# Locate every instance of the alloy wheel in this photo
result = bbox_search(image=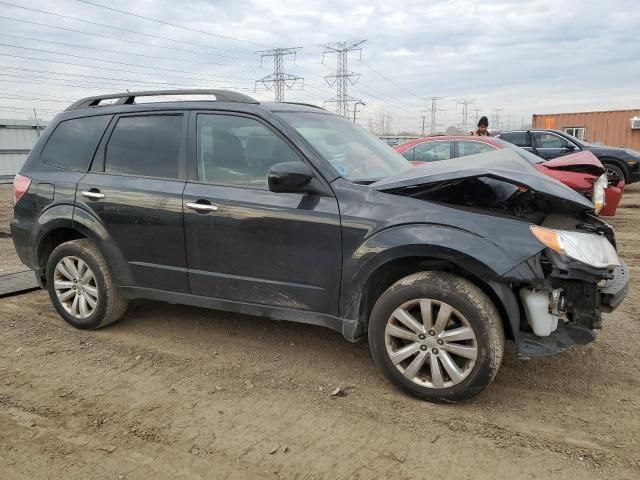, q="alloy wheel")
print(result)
[53,256,99,319]
[384,298,478,388]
